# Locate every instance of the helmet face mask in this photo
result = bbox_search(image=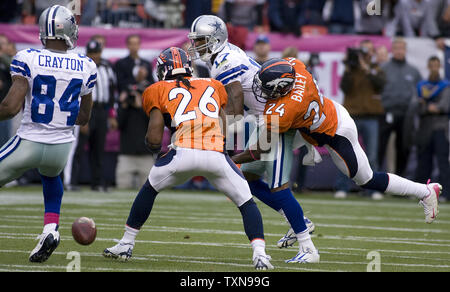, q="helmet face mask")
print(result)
[252,59,296,102]
[252,74,271,103]
[39,5,78,50]
[187,36,215,62]
[188,15,228,62]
